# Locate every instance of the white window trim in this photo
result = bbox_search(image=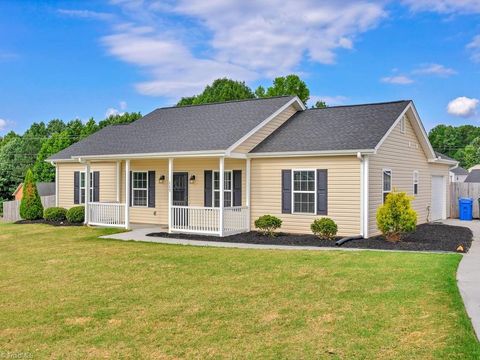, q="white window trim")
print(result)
[80,172,93,204]
[400,116,405,134]
[291,169,317,214]
[413,170,419,196]
[132,171,148,208]
[382,169,392,204]
[213,170,233,208]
